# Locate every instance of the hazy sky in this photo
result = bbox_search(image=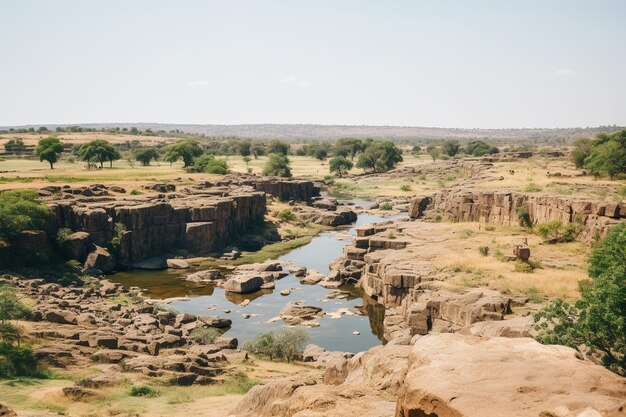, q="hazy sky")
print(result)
[1,0,625,128]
